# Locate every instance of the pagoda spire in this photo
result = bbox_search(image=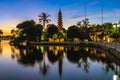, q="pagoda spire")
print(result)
[57,9,63,30]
